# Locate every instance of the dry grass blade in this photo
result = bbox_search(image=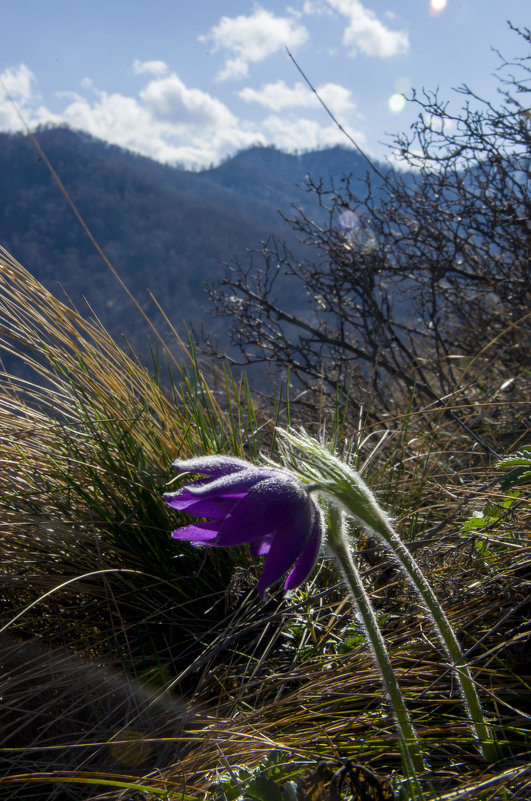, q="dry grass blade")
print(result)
[0,247,267,799]
[1,246,530,800]
[165,509,531,798]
